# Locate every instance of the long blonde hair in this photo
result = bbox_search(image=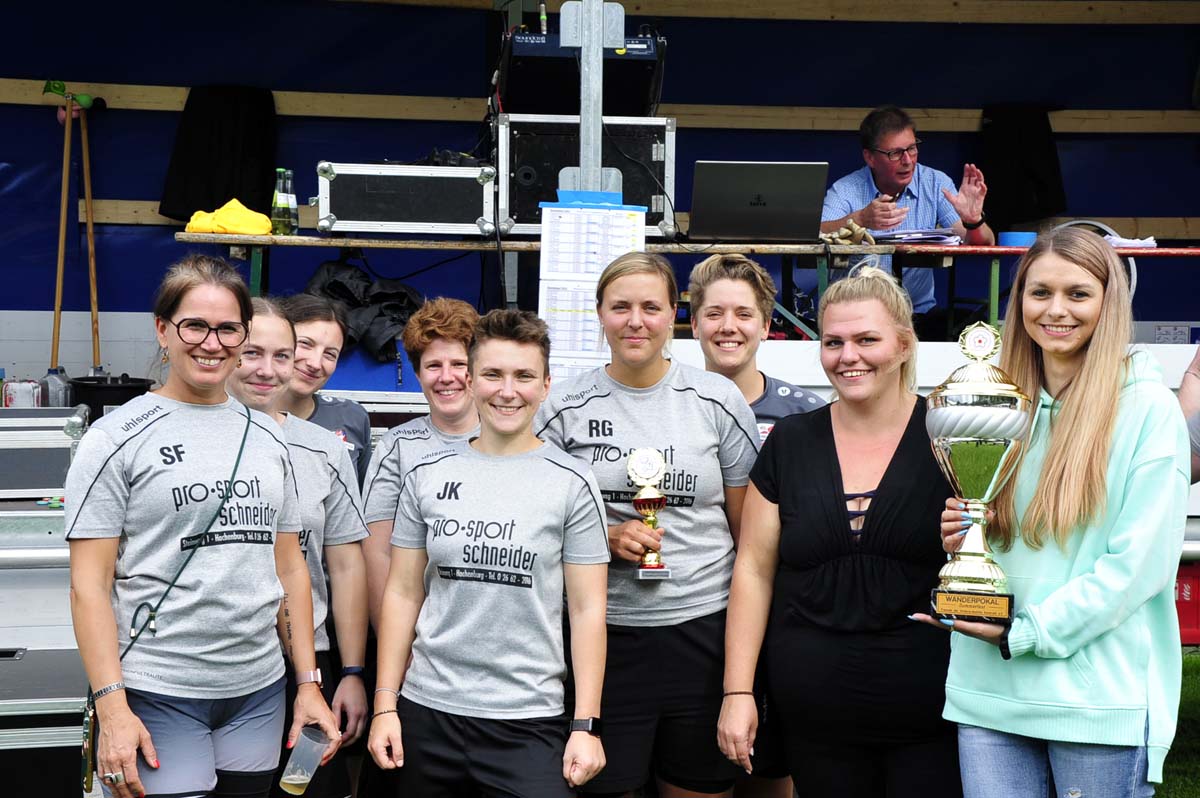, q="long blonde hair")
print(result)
[818,265,918,392]
[992,227,1132,550]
